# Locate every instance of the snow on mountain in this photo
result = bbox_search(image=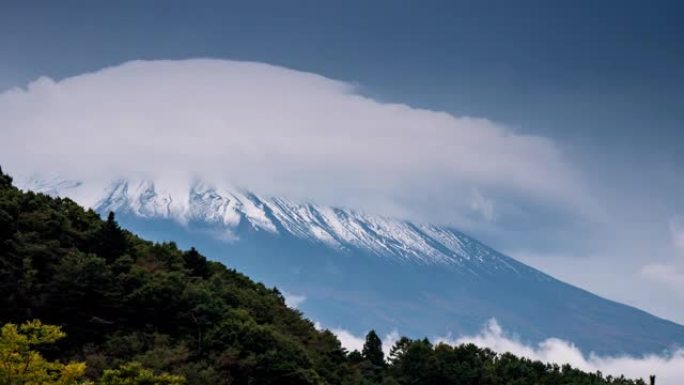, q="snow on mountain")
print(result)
[86,178,523,271]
